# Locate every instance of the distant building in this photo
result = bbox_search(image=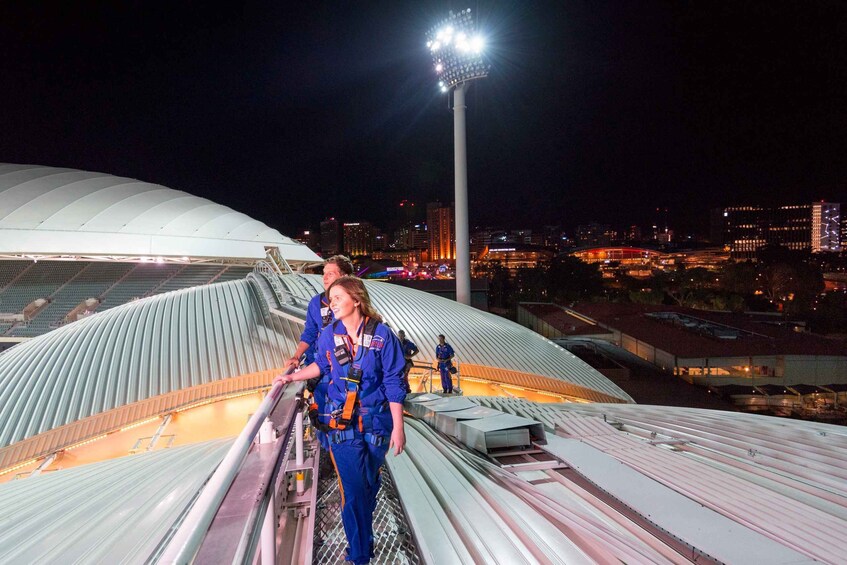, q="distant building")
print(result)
[427,202,455,261]
[373,230,388,252]
[372,248,425,271]
[711,203,841,259]
[357,258,407,280]
[576,222,612,247]
[392,223,428,251]
[571,246,729,277]
[294,229,319,252]
[343,221,375,256]
[476,244,554,275]
[842,213,847,248]
[511,229,543,246]
[811,202,841,253]
[320,218,343,256]
[651,207,671,242]
[625,225,643,242]
[569,302,847,387]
